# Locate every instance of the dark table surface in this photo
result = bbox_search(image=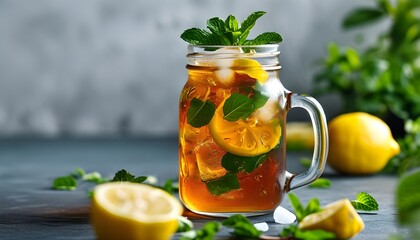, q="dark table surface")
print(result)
[0,138,403,239]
